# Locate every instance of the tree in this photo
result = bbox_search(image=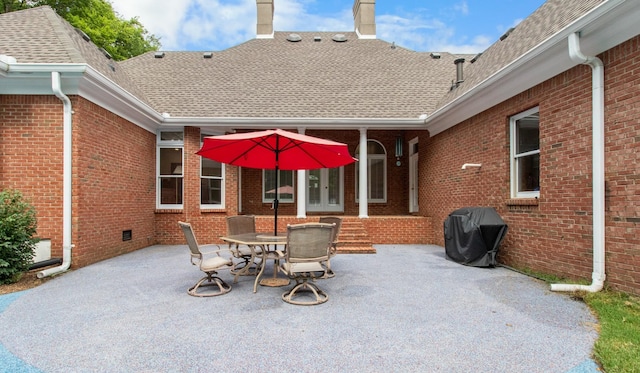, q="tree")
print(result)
[1,0,160,60]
